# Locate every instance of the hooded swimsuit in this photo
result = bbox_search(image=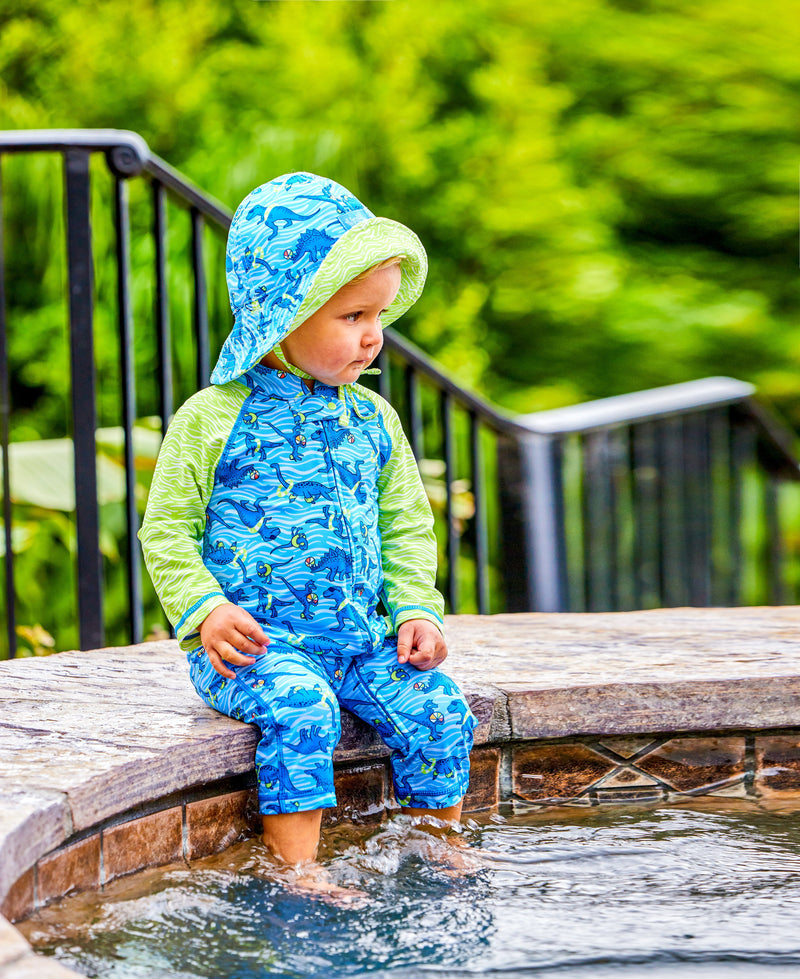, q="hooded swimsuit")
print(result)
[139,173,475,815]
